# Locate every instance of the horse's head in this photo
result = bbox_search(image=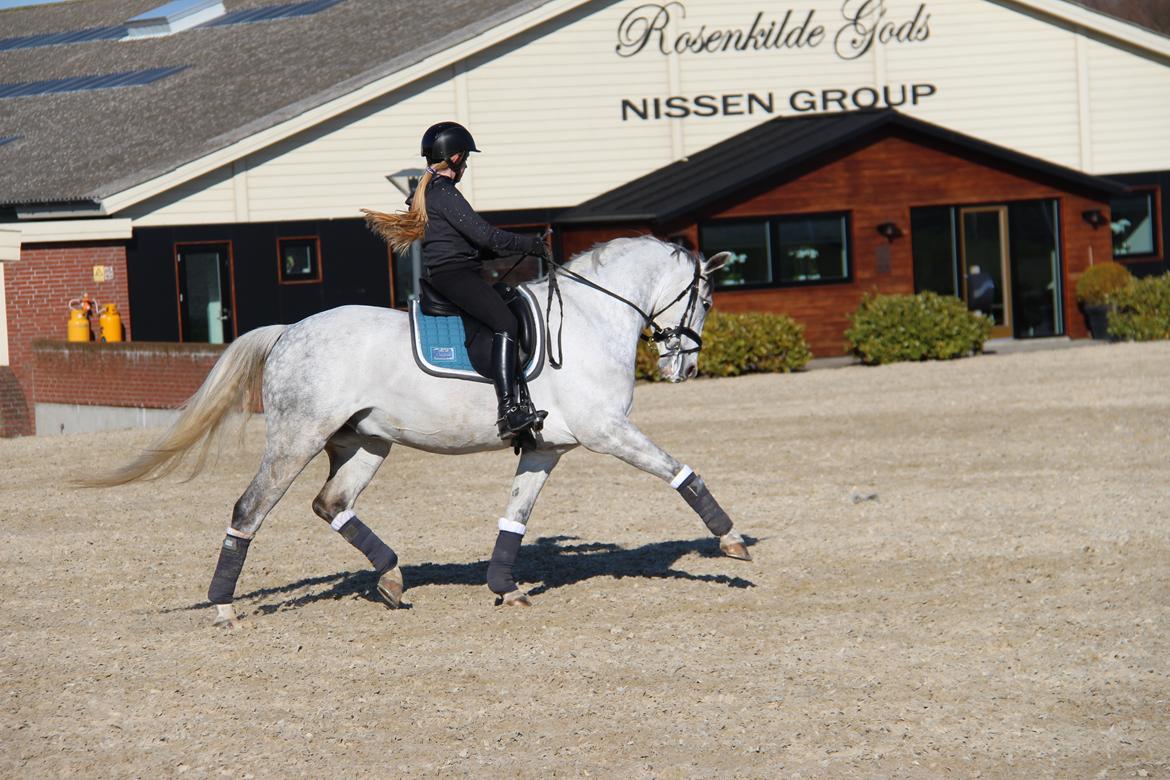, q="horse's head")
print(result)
[649,249,730,382]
